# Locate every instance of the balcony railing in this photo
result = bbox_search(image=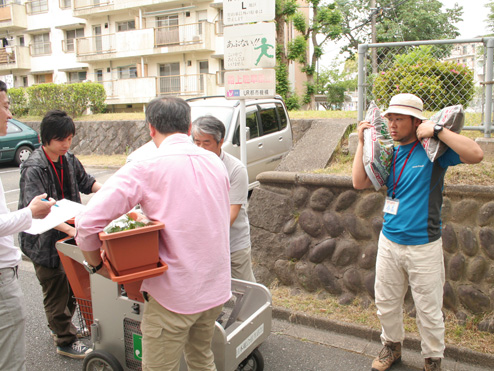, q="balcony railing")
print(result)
[76,34,114,56]
[155,22,211,47]
[0,2,27,30]
[73,0,112,10]
[158,73,215,96]
[76,23,212,60]
[0,45,30,71]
